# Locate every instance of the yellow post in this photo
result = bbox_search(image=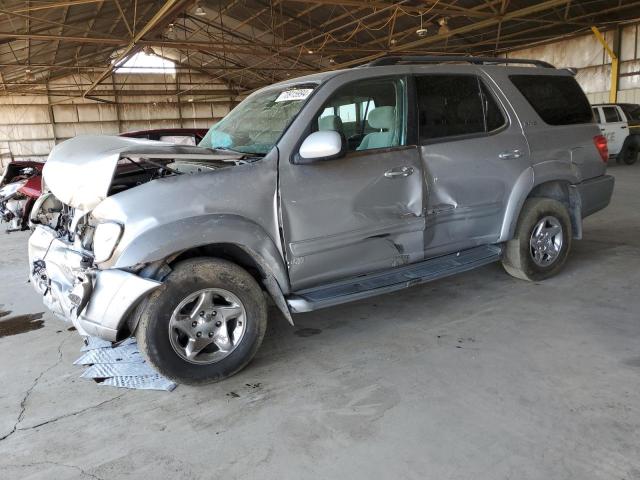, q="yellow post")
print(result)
[591,26,618,103]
